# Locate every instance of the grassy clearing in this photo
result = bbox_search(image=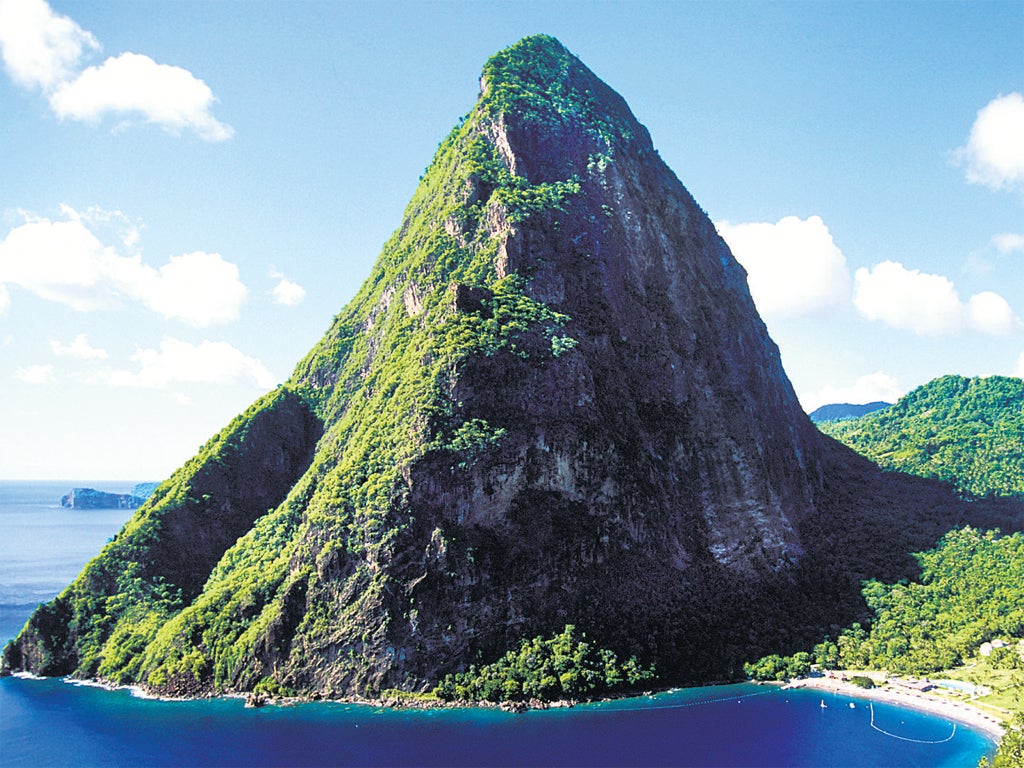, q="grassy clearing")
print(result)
[942,663,1024,717]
